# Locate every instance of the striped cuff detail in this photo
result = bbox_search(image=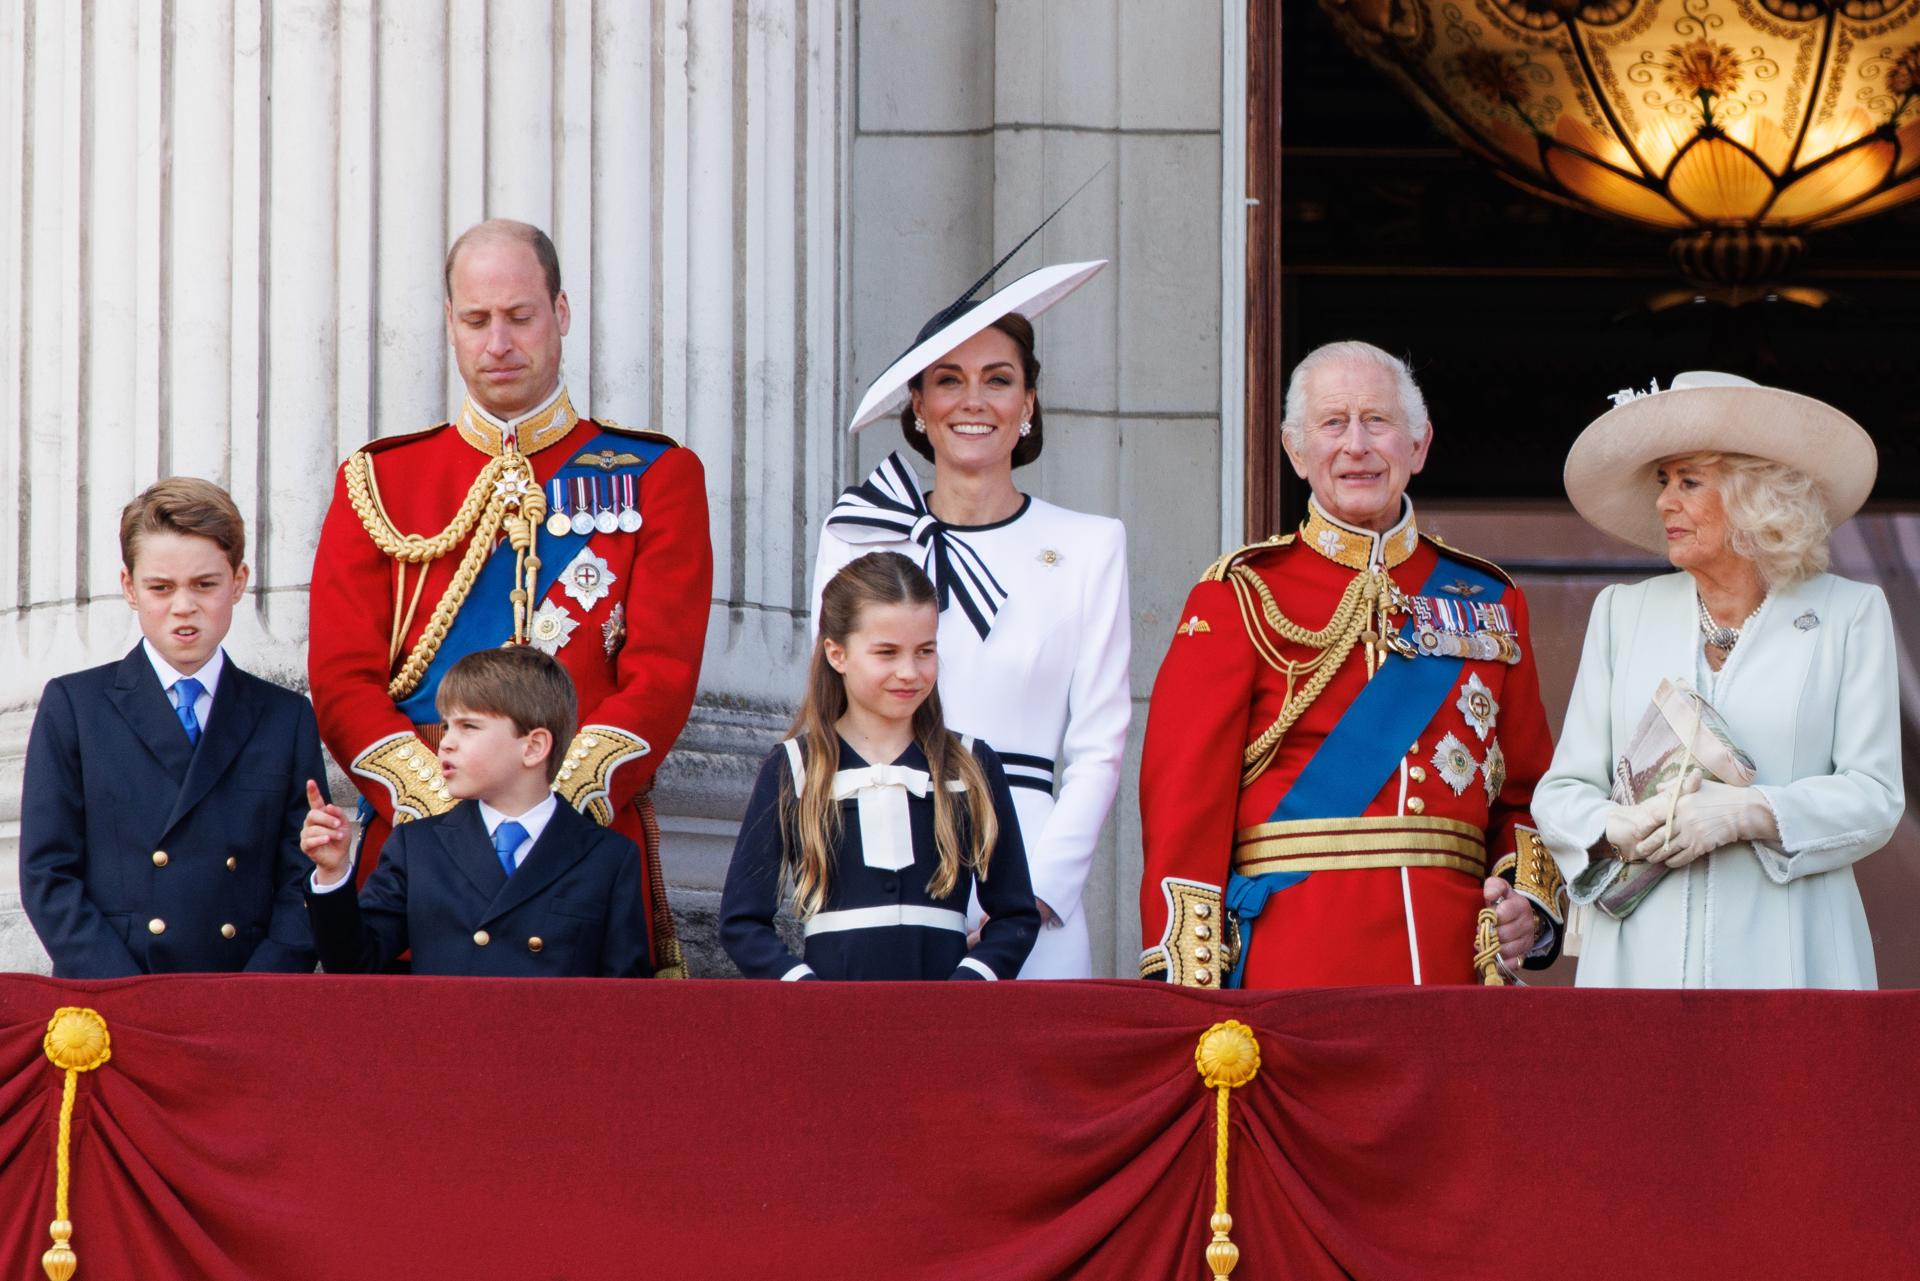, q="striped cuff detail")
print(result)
[956,956,998,981]
[780,963,816,981]
[999,751,1056,795]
